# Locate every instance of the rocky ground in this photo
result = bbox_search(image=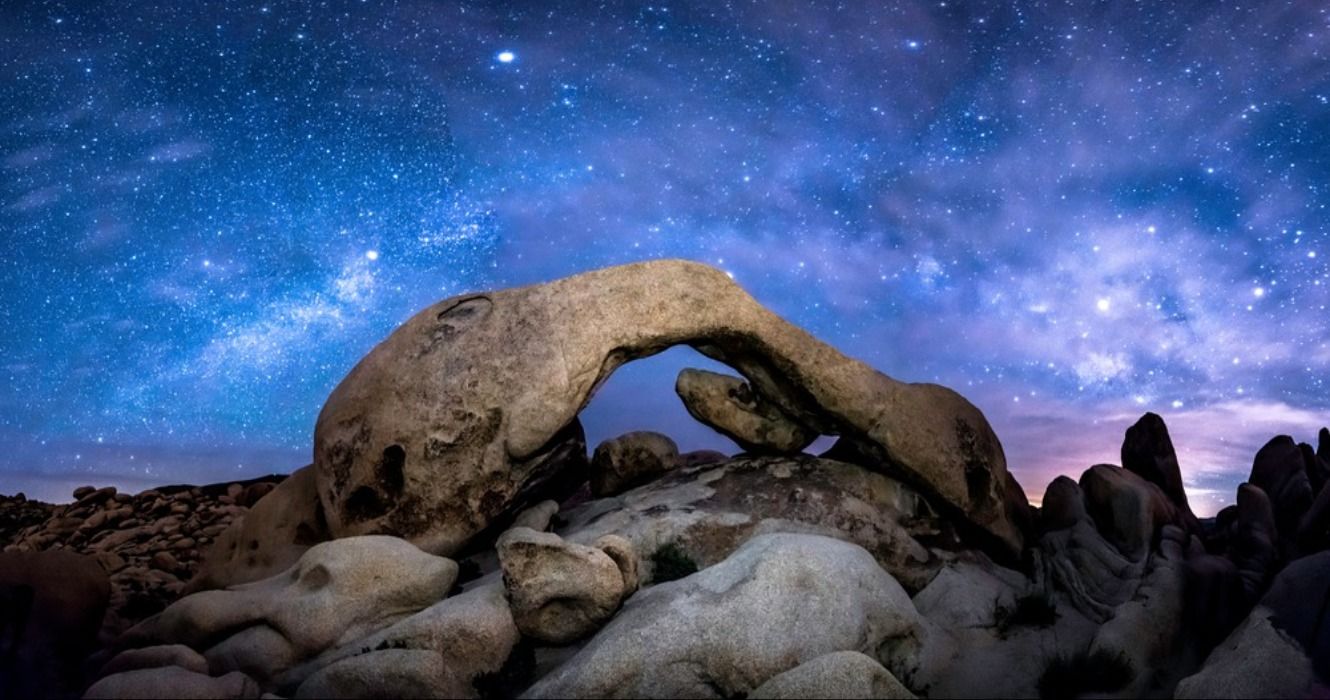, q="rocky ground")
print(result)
[1,475,283,647]
[2,261,1328,699]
